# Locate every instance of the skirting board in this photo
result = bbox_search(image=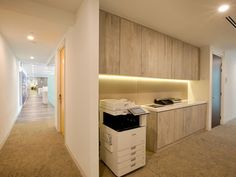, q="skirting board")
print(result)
[0,106,22,150]
[221,117,236,125]
[65,144,87,177]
